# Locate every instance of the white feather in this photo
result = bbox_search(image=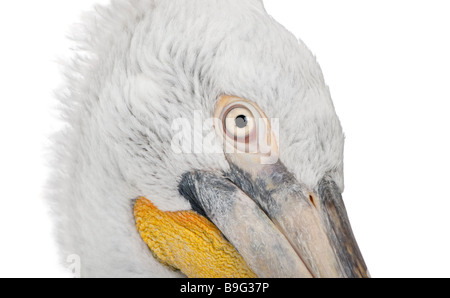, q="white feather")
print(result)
[48,0,344,277]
